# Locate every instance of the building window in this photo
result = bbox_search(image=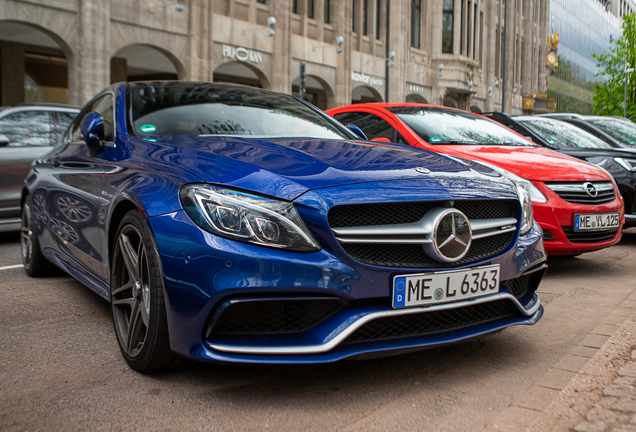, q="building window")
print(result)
[256,0,266,3]
[324,0,330,23]
[363,0,368,36]
[411,0,421,48]
[308,0,314,19]
[442,0,454,53]
[376,0,381,39]
[293,0,298,14]
[353,0,356,33]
